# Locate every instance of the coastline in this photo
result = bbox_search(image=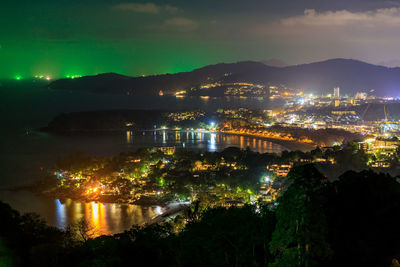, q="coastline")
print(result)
[40,127,316,152]
[2,185,170,207]
[0,187,189,234]
[142,201,191,226]
[217,130,316,152]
